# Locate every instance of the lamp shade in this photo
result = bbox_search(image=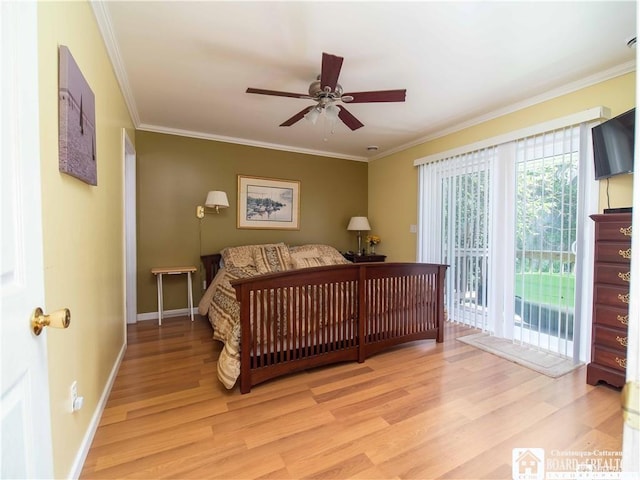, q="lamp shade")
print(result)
[347,216,371,231]
[204,191,229,209]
